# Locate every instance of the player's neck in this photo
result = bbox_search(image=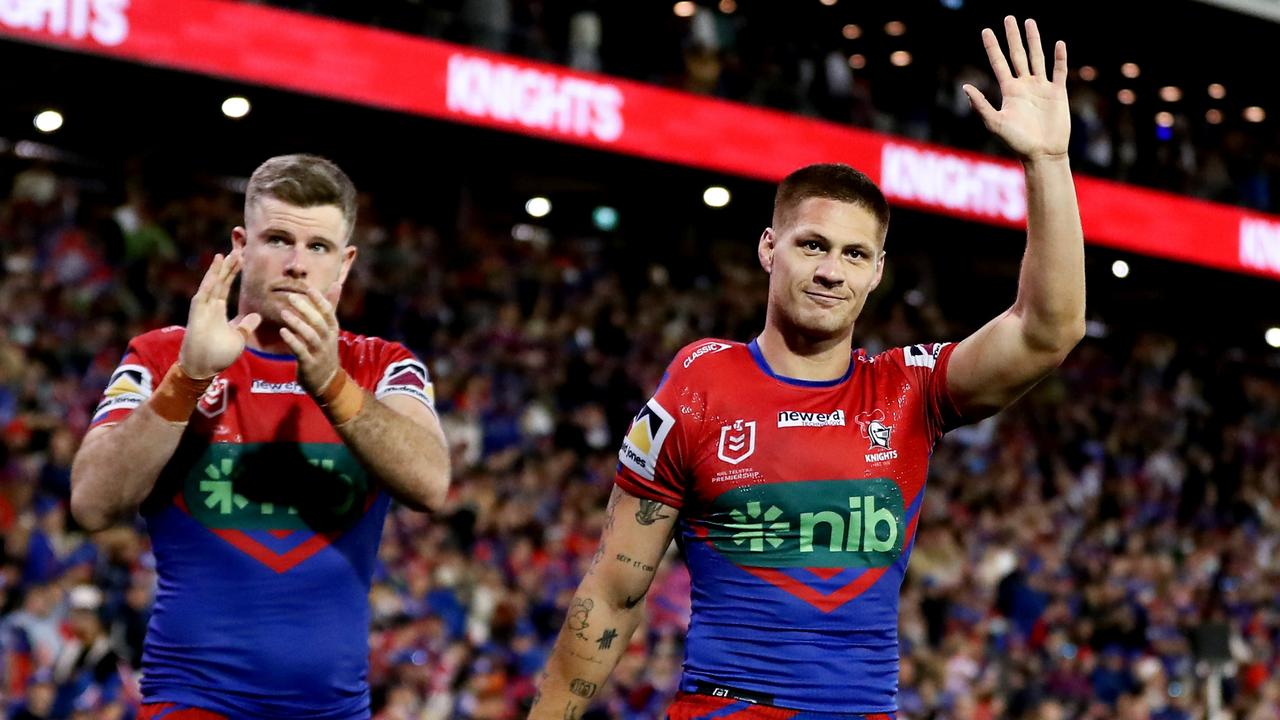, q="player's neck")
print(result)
[755,323,853,382]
